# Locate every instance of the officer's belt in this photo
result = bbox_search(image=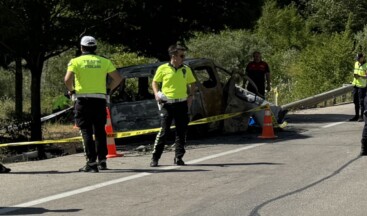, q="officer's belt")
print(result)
[164,98,187,104]
[75,93,107,100]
